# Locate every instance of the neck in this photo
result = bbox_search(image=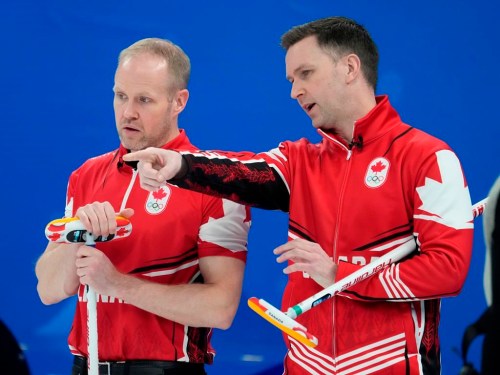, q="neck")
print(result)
[338,93,377,141]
